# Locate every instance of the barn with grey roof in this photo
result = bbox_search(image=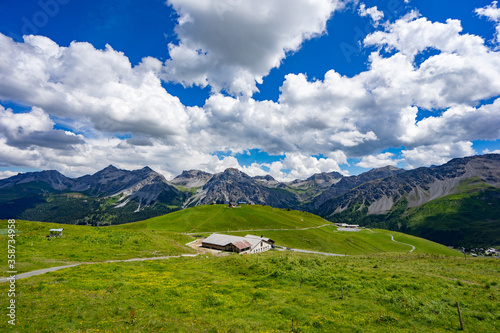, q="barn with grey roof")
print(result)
[202,233,274,254]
